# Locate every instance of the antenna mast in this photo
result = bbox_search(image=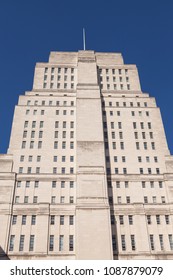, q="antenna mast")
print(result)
[83,28,86,50]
